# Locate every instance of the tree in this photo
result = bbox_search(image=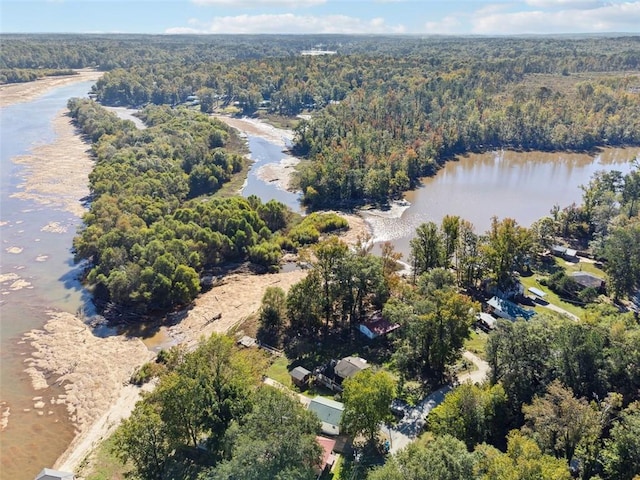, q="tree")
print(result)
[257,286,287,346]
[368,434,477,480]
[455,219,482,288]
[341,369,397,444]
[601,222,640,299]
[482,217,533,290]
[428,383,508,450]
[475,430,572,480]
[150,334,256,461]
[441,214,461,266]
[393,289,477,382]
[410,222,444,280]
[486,316,556,412]
[522,380,601,463]
[601,402,640,480]
[313,236,349,331]
[112,401,172,480]
[209,387,322,480]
